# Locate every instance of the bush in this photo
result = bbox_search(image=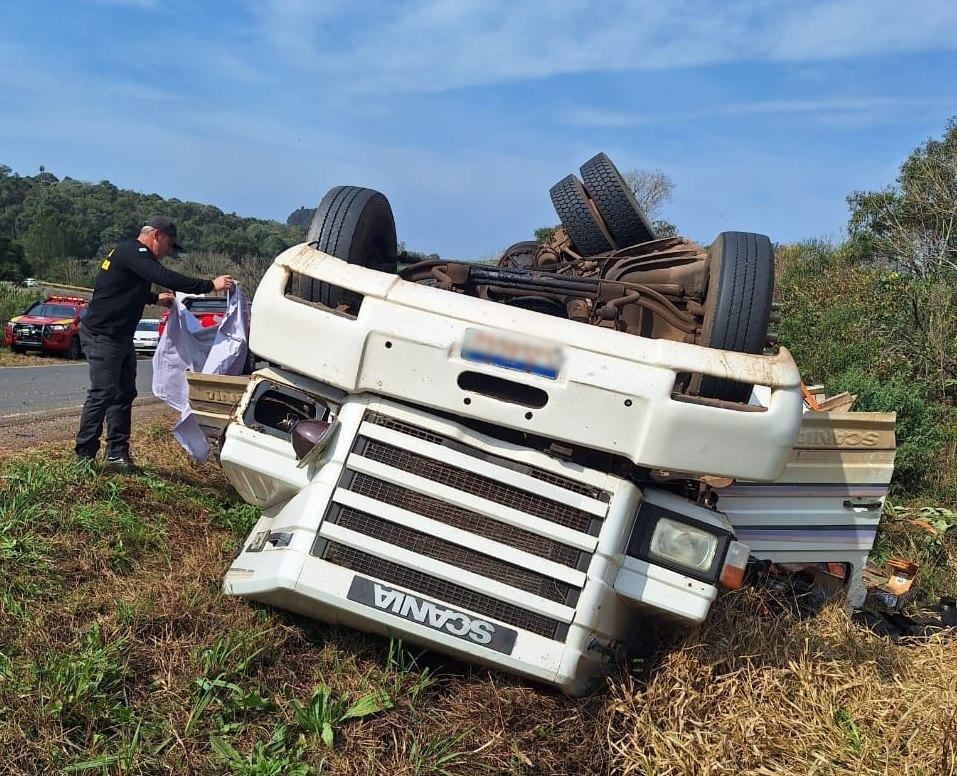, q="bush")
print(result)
[775,241,904,383]
[0,283,39,327]
[825,369,957,501]
[776,240,956,504]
